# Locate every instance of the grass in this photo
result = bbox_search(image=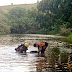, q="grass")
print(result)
[0,3,37,13]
